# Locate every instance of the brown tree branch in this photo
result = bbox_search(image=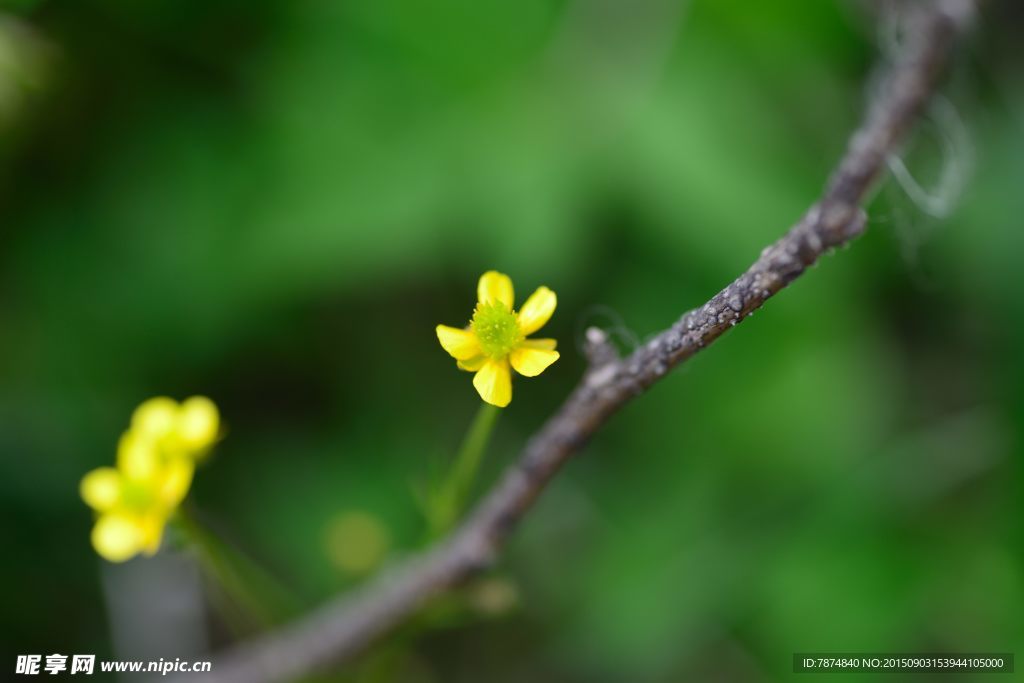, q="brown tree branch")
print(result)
[186,3,975,681]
